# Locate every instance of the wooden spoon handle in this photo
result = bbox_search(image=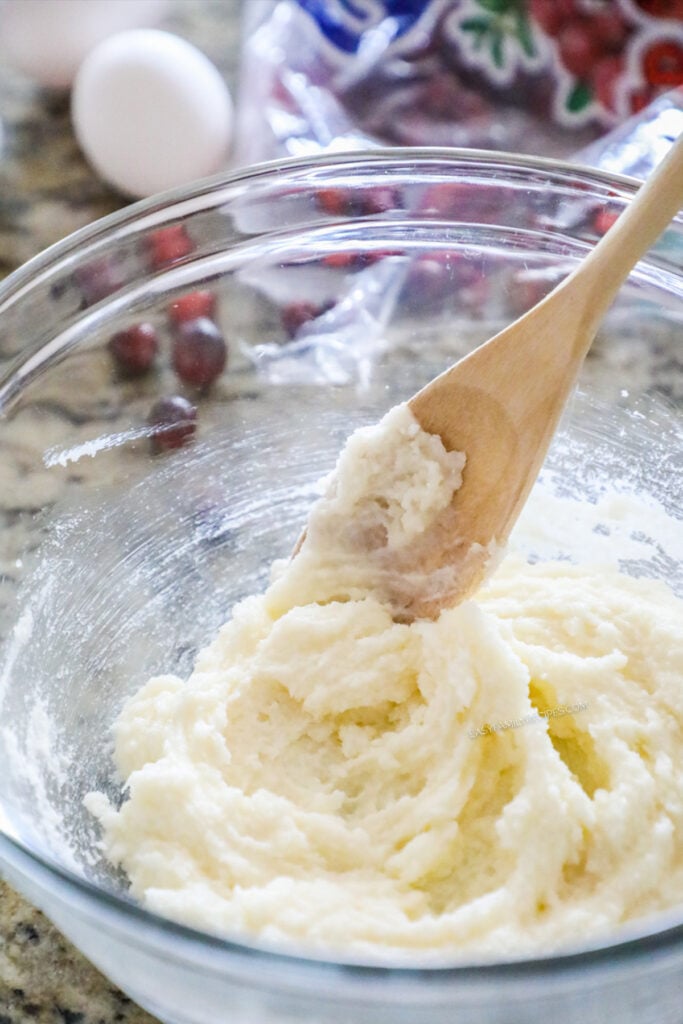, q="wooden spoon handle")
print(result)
[570,132,683,339]
[404,133,683,618]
